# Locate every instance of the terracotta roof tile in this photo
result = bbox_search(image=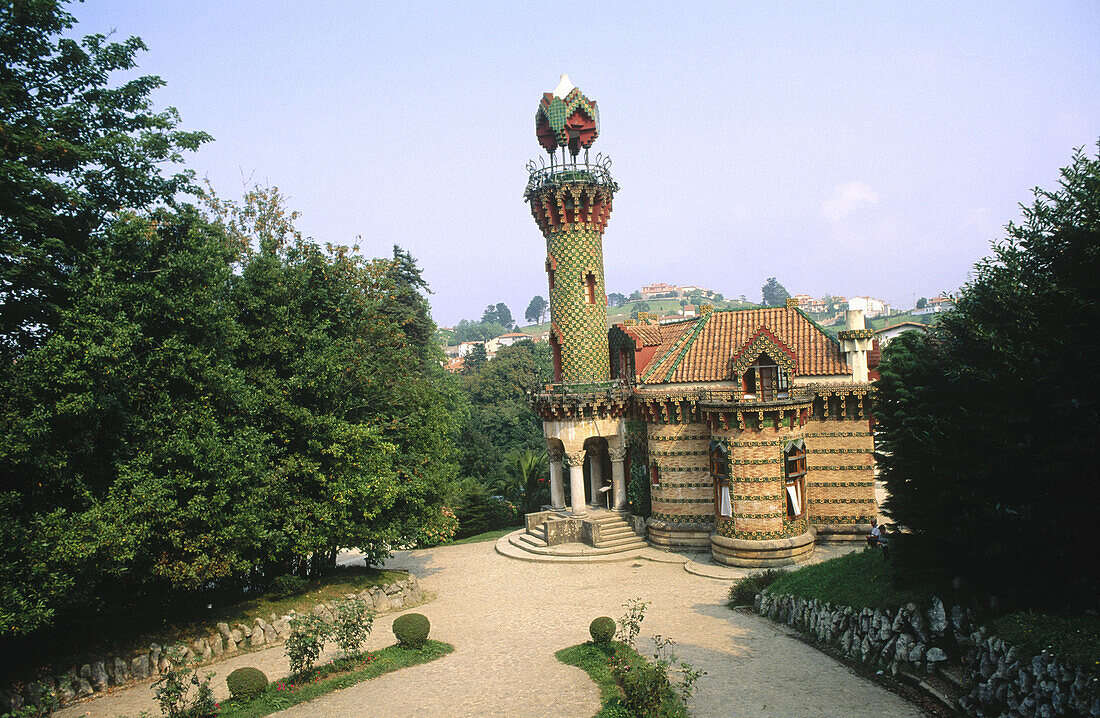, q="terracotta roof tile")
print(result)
[622,321,691,348]
[640,308,848,383]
